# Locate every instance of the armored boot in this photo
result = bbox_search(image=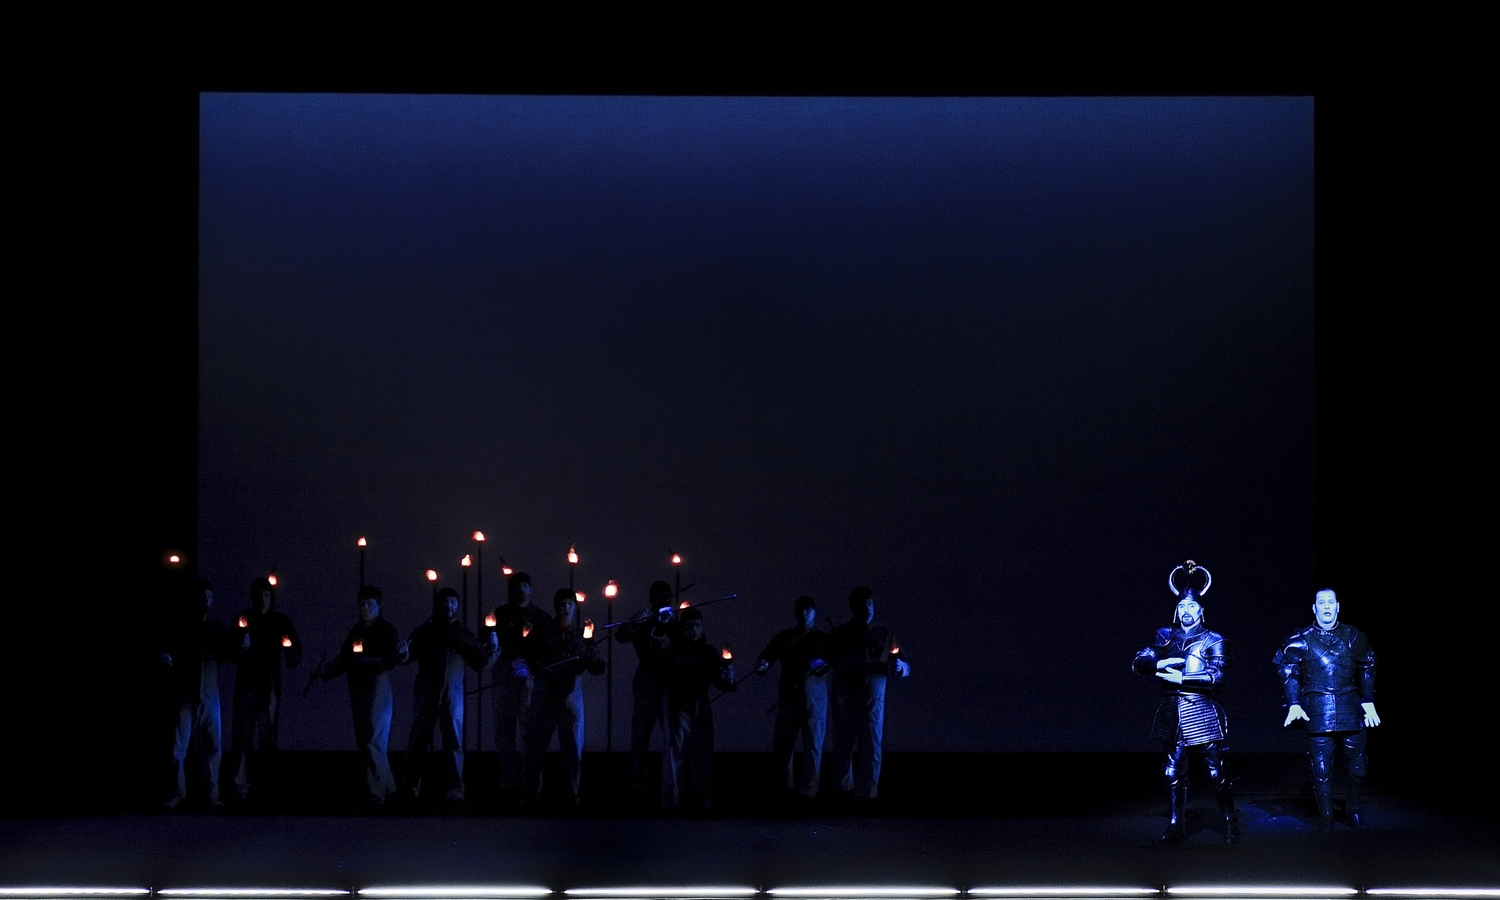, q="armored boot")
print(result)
[1345,778,1366,830]
[1155,785,1187,846]
[1313,781,1333,832]
[1215,784,1240,844]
